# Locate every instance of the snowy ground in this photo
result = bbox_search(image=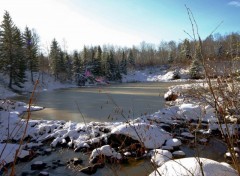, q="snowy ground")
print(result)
[0,72,76,99]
